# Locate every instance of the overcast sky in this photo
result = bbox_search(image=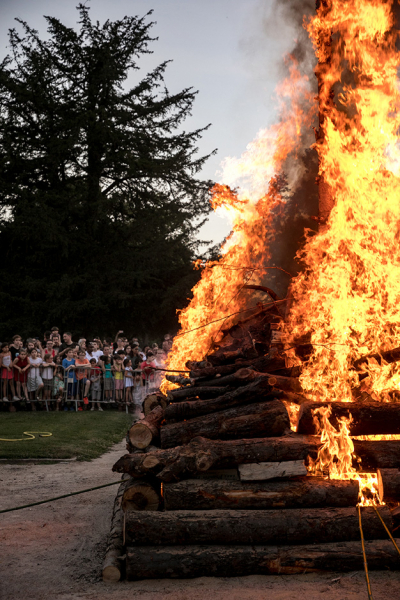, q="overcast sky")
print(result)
[0,0,304,245]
